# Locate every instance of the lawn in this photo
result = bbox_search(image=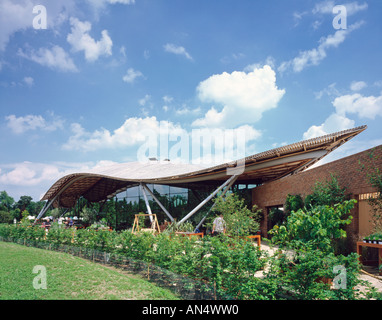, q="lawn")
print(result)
[0,241,179,300]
